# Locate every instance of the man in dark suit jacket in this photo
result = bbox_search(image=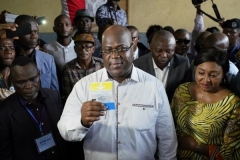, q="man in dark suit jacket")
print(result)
[0,57,83,160]
[127,25,148,60]
[134,30,191,102]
